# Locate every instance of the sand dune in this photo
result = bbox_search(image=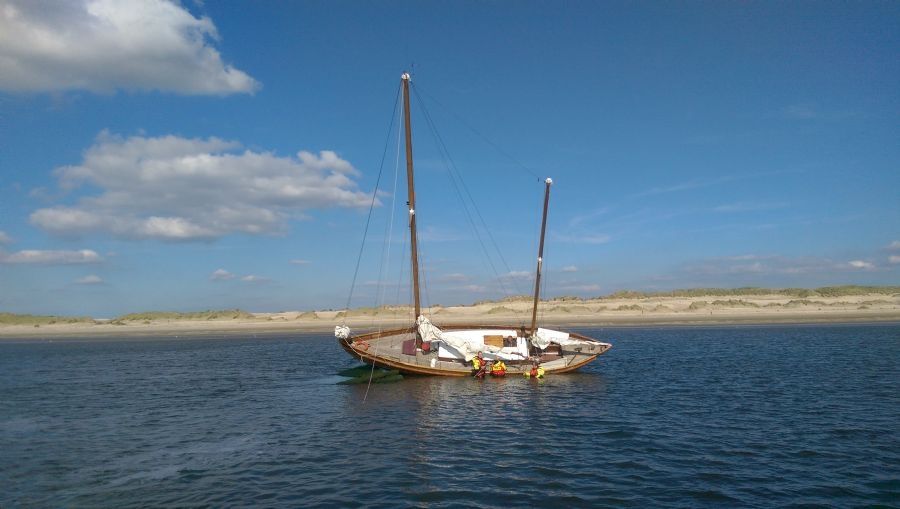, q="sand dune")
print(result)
[2,291,898,338]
